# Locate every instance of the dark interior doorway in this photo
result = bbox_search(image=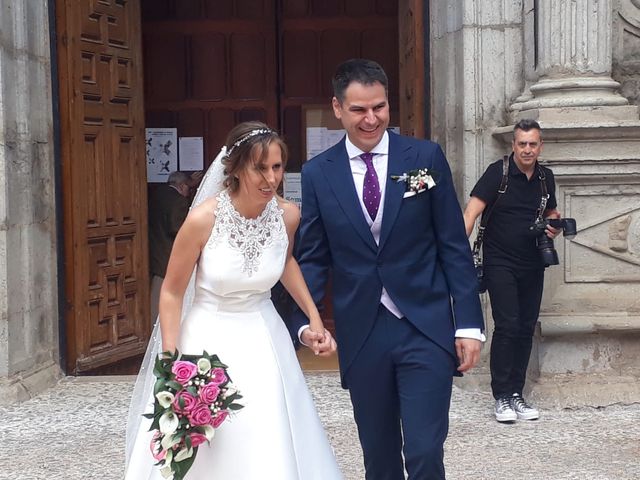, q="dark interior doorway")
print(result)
[140,0,399,353]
